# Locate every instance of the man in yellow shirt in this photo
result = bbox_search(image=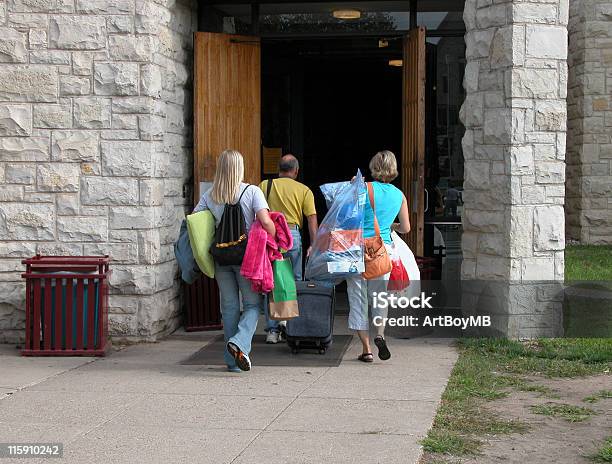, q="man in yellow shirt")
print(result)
[259,154,318,343]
